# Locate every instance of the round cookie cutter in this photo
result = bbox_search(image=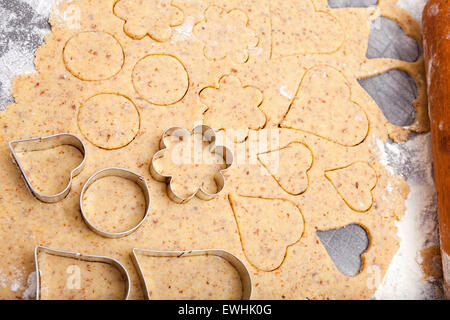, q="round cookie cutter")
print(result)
[34,245,131,300]
[80,167,151,238]
[9,133,86,203]
[150,125,234,204]
[131,248,252,300]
